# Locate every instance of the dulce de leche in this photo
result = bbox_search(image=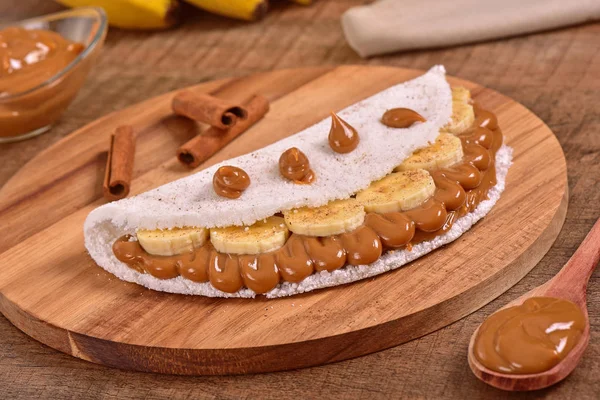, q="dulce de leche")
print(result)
[0,26,90,140]
[474,297,586,374]
[279,147,315,184]
[381,108,426,128]
[213,166,251,199]
[328,112,359,154]
[0,27,83,96]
